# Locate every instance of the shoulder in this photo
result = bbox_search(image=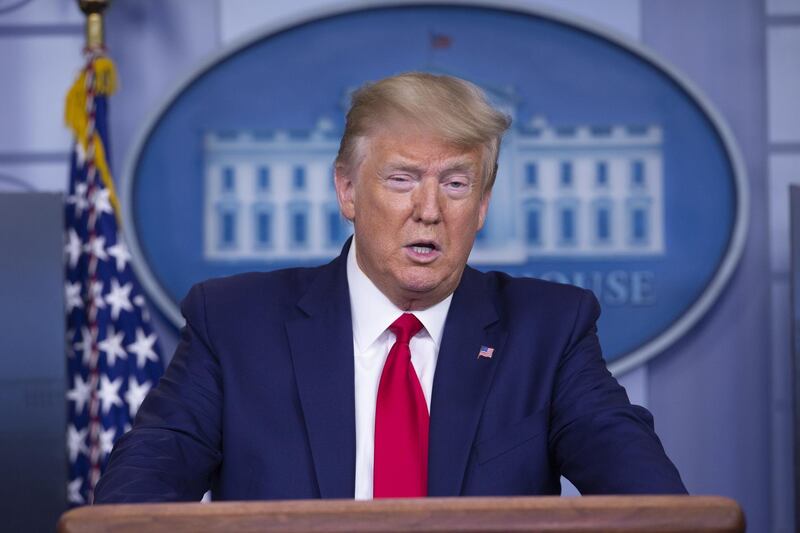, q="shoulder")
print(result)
[181,264,327,321]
